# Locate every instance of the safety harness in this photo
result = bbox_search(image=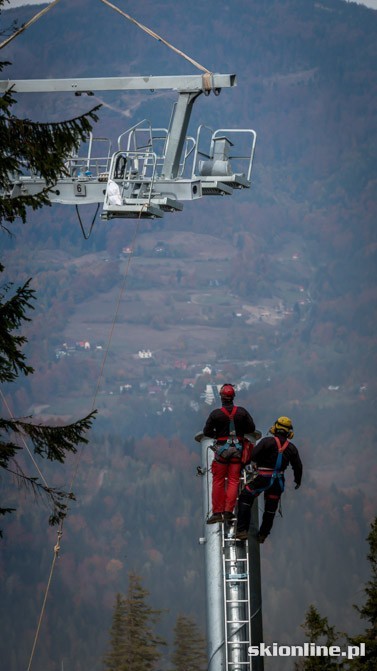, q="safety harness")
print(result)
[248,436,289,495]
[215,406,243,459]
